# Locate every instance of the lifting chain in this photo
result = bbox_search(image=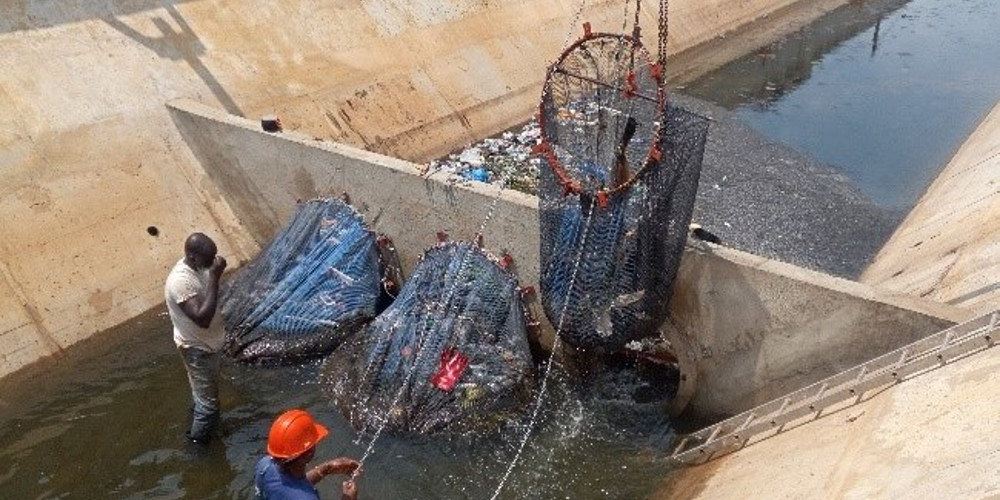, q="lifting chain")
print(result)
[633,0,642,40]
[658,0,669,69]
